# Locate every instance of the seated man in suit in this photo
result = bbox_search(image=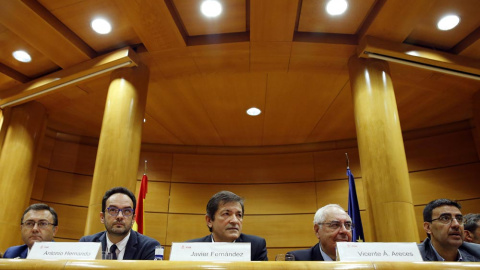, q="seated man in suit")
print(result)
[287,204,352,261]
[80,187,160,260]
[464,213,480,244]
[418,198,480,261]
[3,203,58,259]
[186,190,268,261]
